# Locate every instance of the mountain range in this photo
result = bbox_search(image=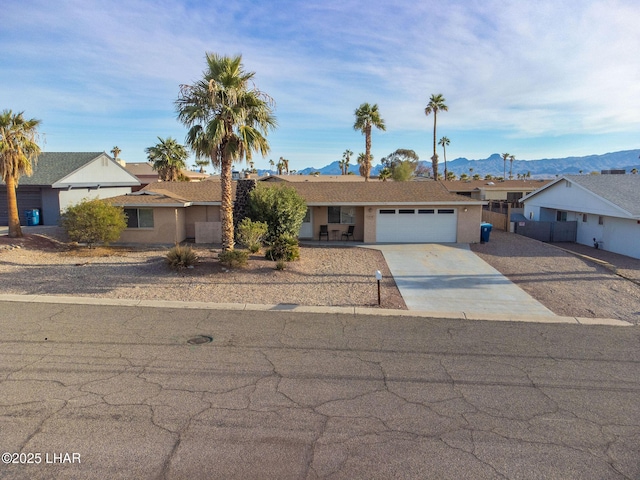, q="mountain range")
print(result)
[256,149,640,178]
